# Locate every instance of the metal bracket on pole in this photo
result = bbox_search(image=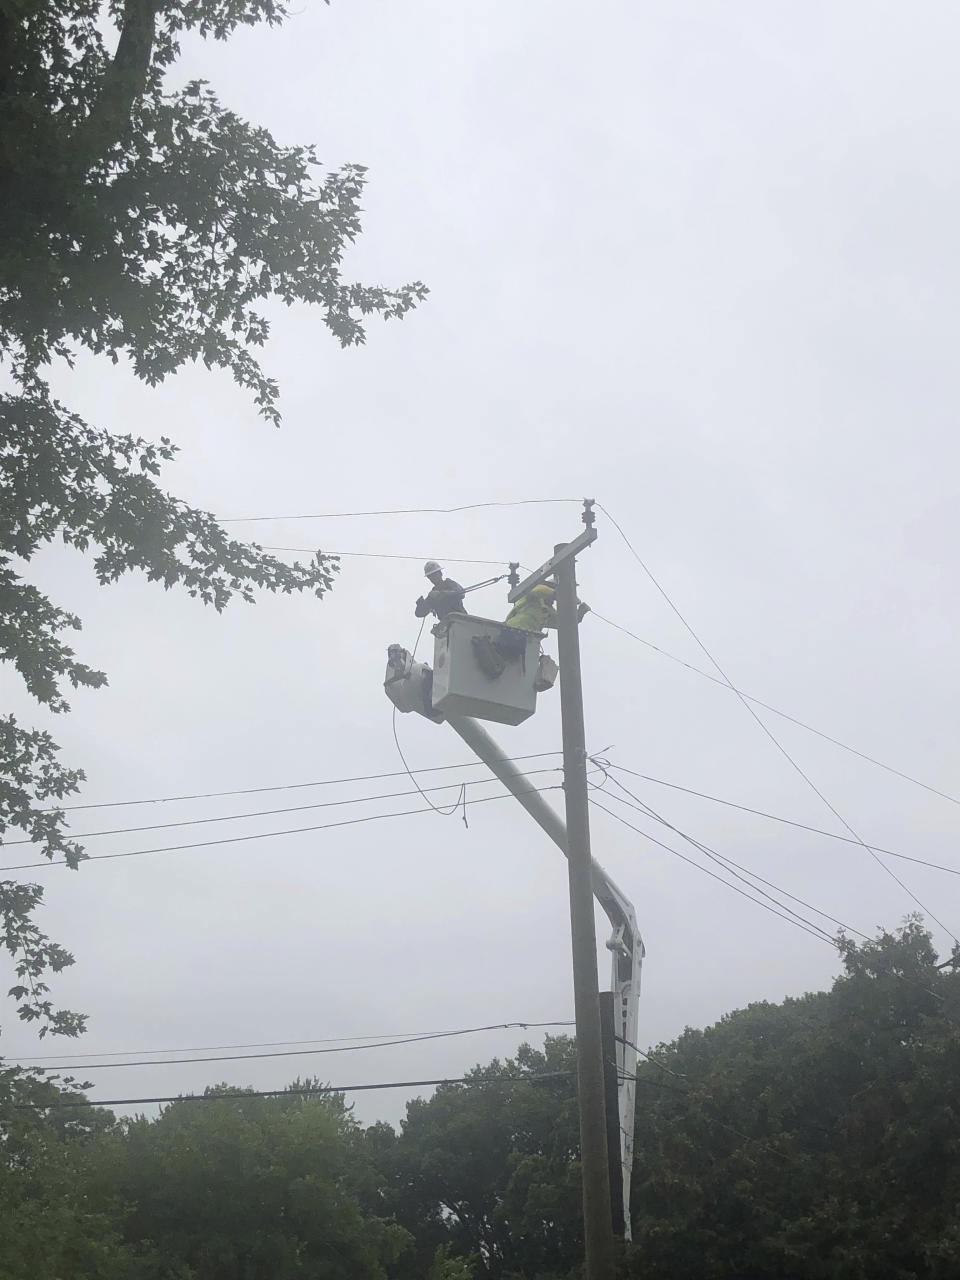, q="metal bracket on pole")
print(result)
[507,526,596,604]
[507,499,597,603]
